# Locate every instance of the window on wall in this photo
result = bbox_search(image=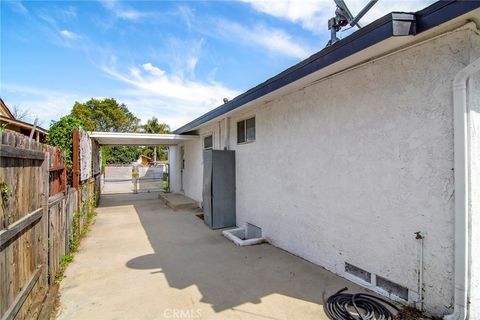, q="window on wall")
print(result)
[204,135,213,149]
[237,117,255,144]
